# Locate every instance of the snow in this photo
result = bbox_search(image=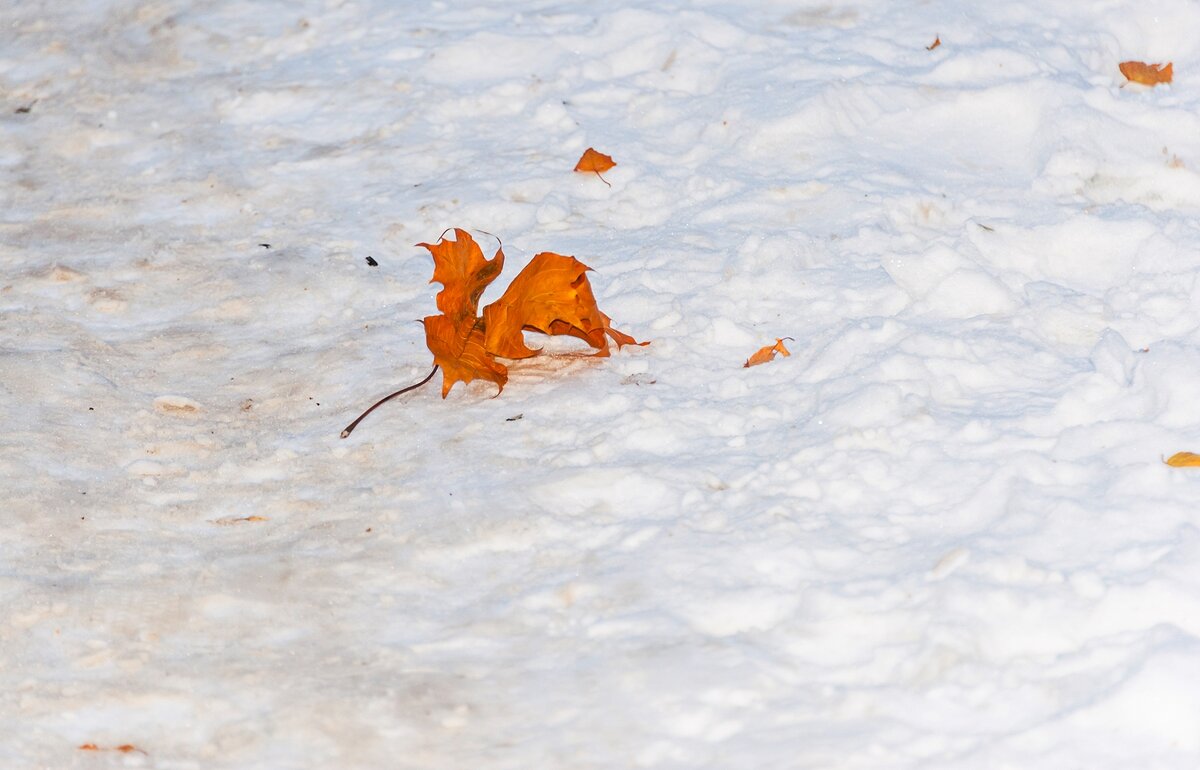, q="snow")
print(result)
[4,0,1200,767]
